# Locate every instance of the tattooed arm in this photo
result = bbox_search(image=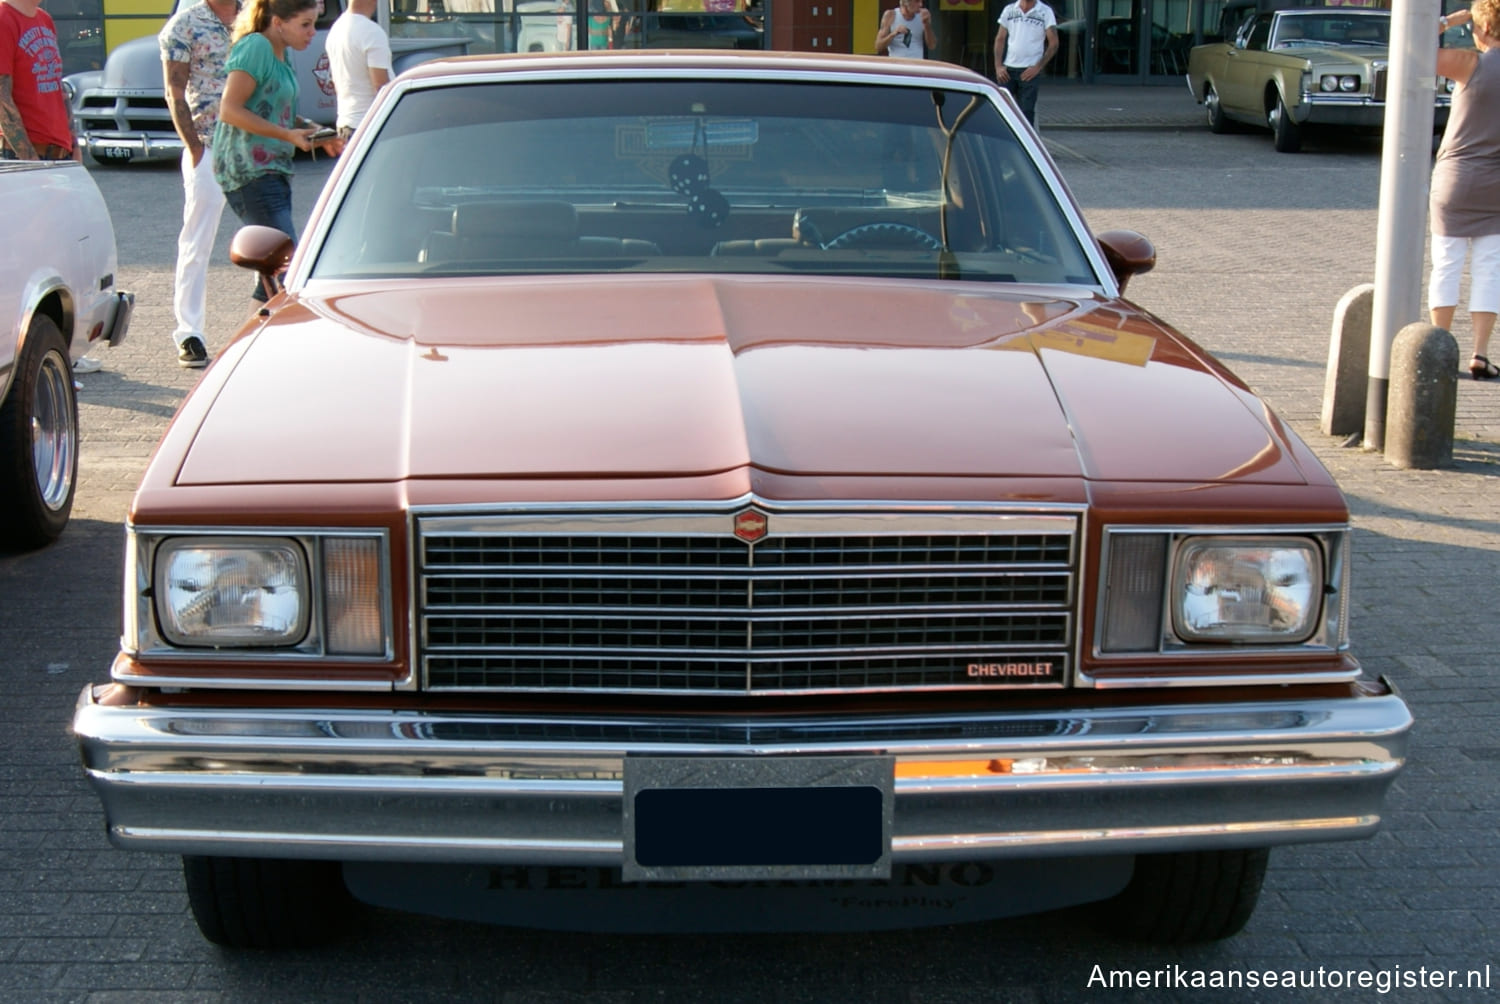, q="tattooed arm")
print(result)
[0,74,39,160]
[162,58,202,166]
